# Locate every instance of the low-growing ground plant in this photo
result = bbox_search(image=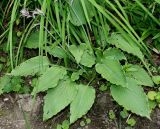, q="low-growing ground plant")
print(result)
[0,0,160,128]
